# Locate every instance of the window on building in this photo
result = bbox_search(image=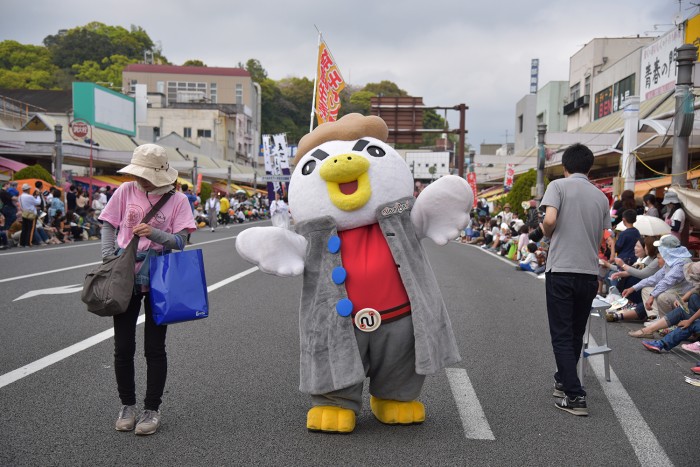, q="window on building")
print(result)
[570,82,580,101]
[197,129,212,138]
[129,80,138,93]
[537,112,544,124]
[183,127,192,138]
[518,115,524,133]
[613,74,636,112]
[210,82,217,104]
[228,130,235,149]
[236,83,243,104]
[167,81,208,104]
